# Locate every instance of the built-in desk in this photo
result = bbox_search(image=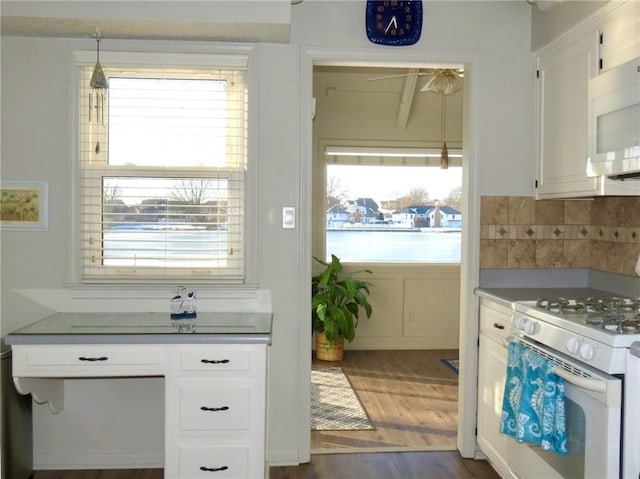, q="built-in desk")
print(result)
[6,312,272,479]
